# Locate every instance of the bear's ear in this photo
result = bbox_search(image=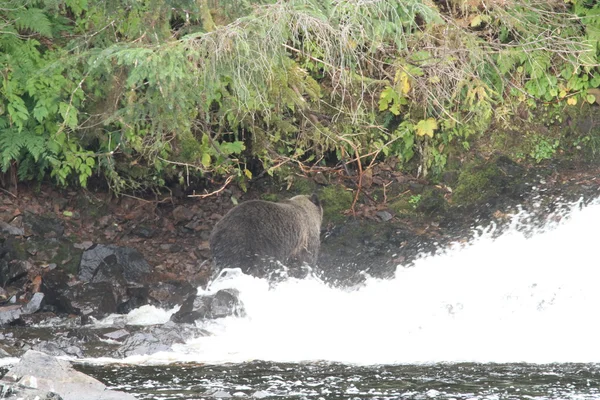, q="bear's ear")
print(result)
[309,193,321,207]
